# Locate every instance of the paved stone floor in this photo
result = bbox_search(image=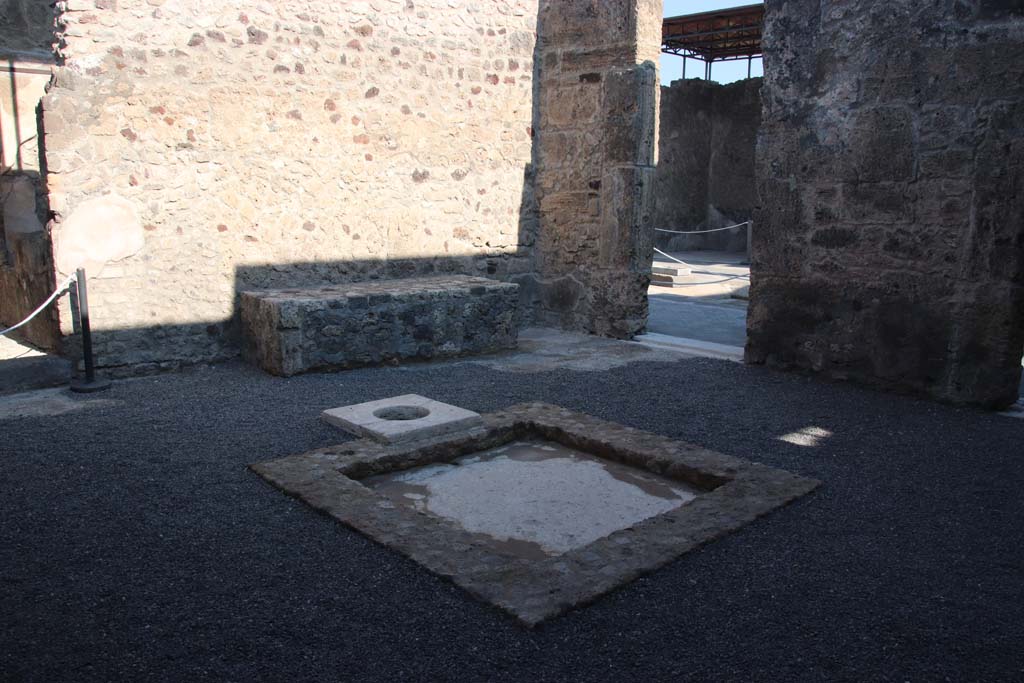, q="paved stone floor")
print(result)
[647,250,749,348]
[2,329,1023,680]
[647,296,748,347]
